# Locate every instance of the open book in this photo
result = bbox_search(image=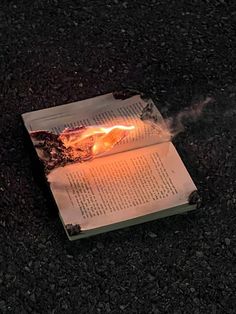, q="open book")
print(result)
[22,93,198,240]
